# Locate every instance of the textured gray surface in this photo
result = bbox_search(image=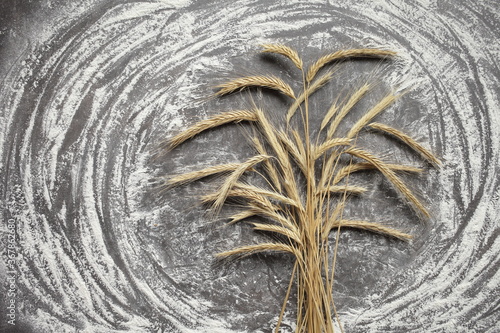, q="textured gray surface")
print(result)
[0,1,499,332]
